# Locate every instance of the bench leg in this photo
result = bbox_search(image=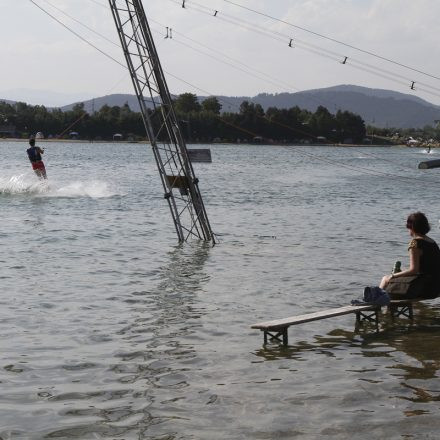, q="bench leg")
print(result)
[388,303,413,320]
[356,308,380,326]
[262,328,288,346]
[282,328,288,346]
[388,304,396,319]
